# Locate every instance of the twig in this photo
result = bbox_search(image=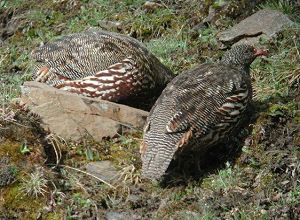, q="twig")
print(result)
[59,164,116,189]
[293,37,300,59]
[47,134,63,166]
